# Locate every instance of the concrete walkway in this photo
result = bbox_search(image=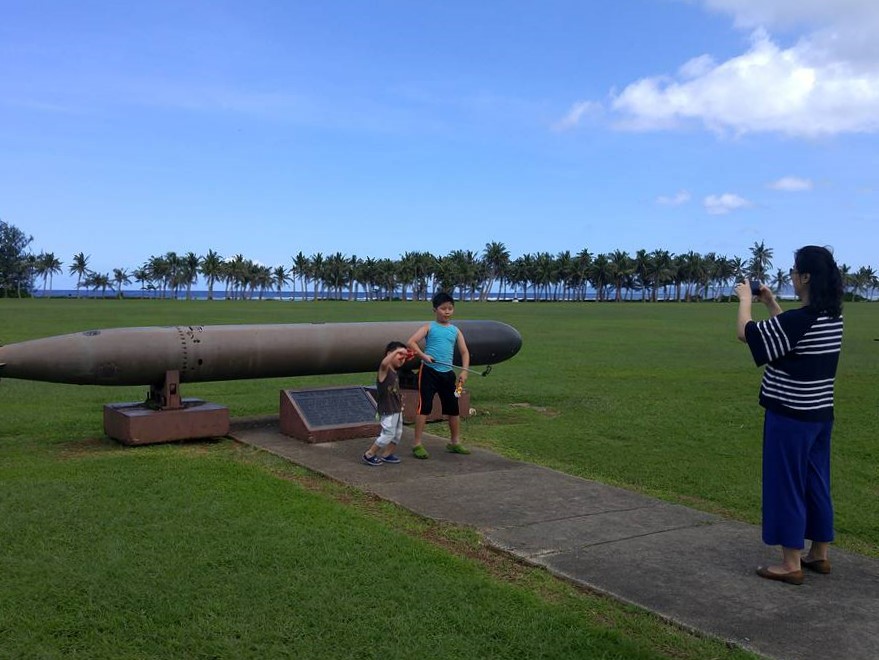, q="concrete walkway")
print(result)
[230,418,879,660]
